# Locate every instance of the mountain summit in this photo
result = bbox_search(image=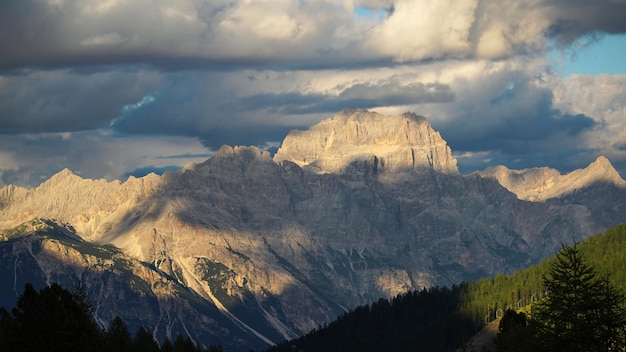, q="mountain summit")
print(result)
[1,109,625,351]
[274,109,458,176]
